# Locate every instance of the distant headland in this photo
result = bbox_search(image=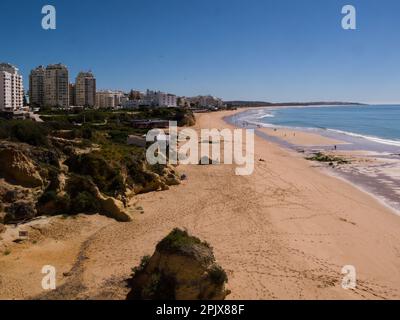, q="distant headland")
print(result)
[224,101,366,108]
